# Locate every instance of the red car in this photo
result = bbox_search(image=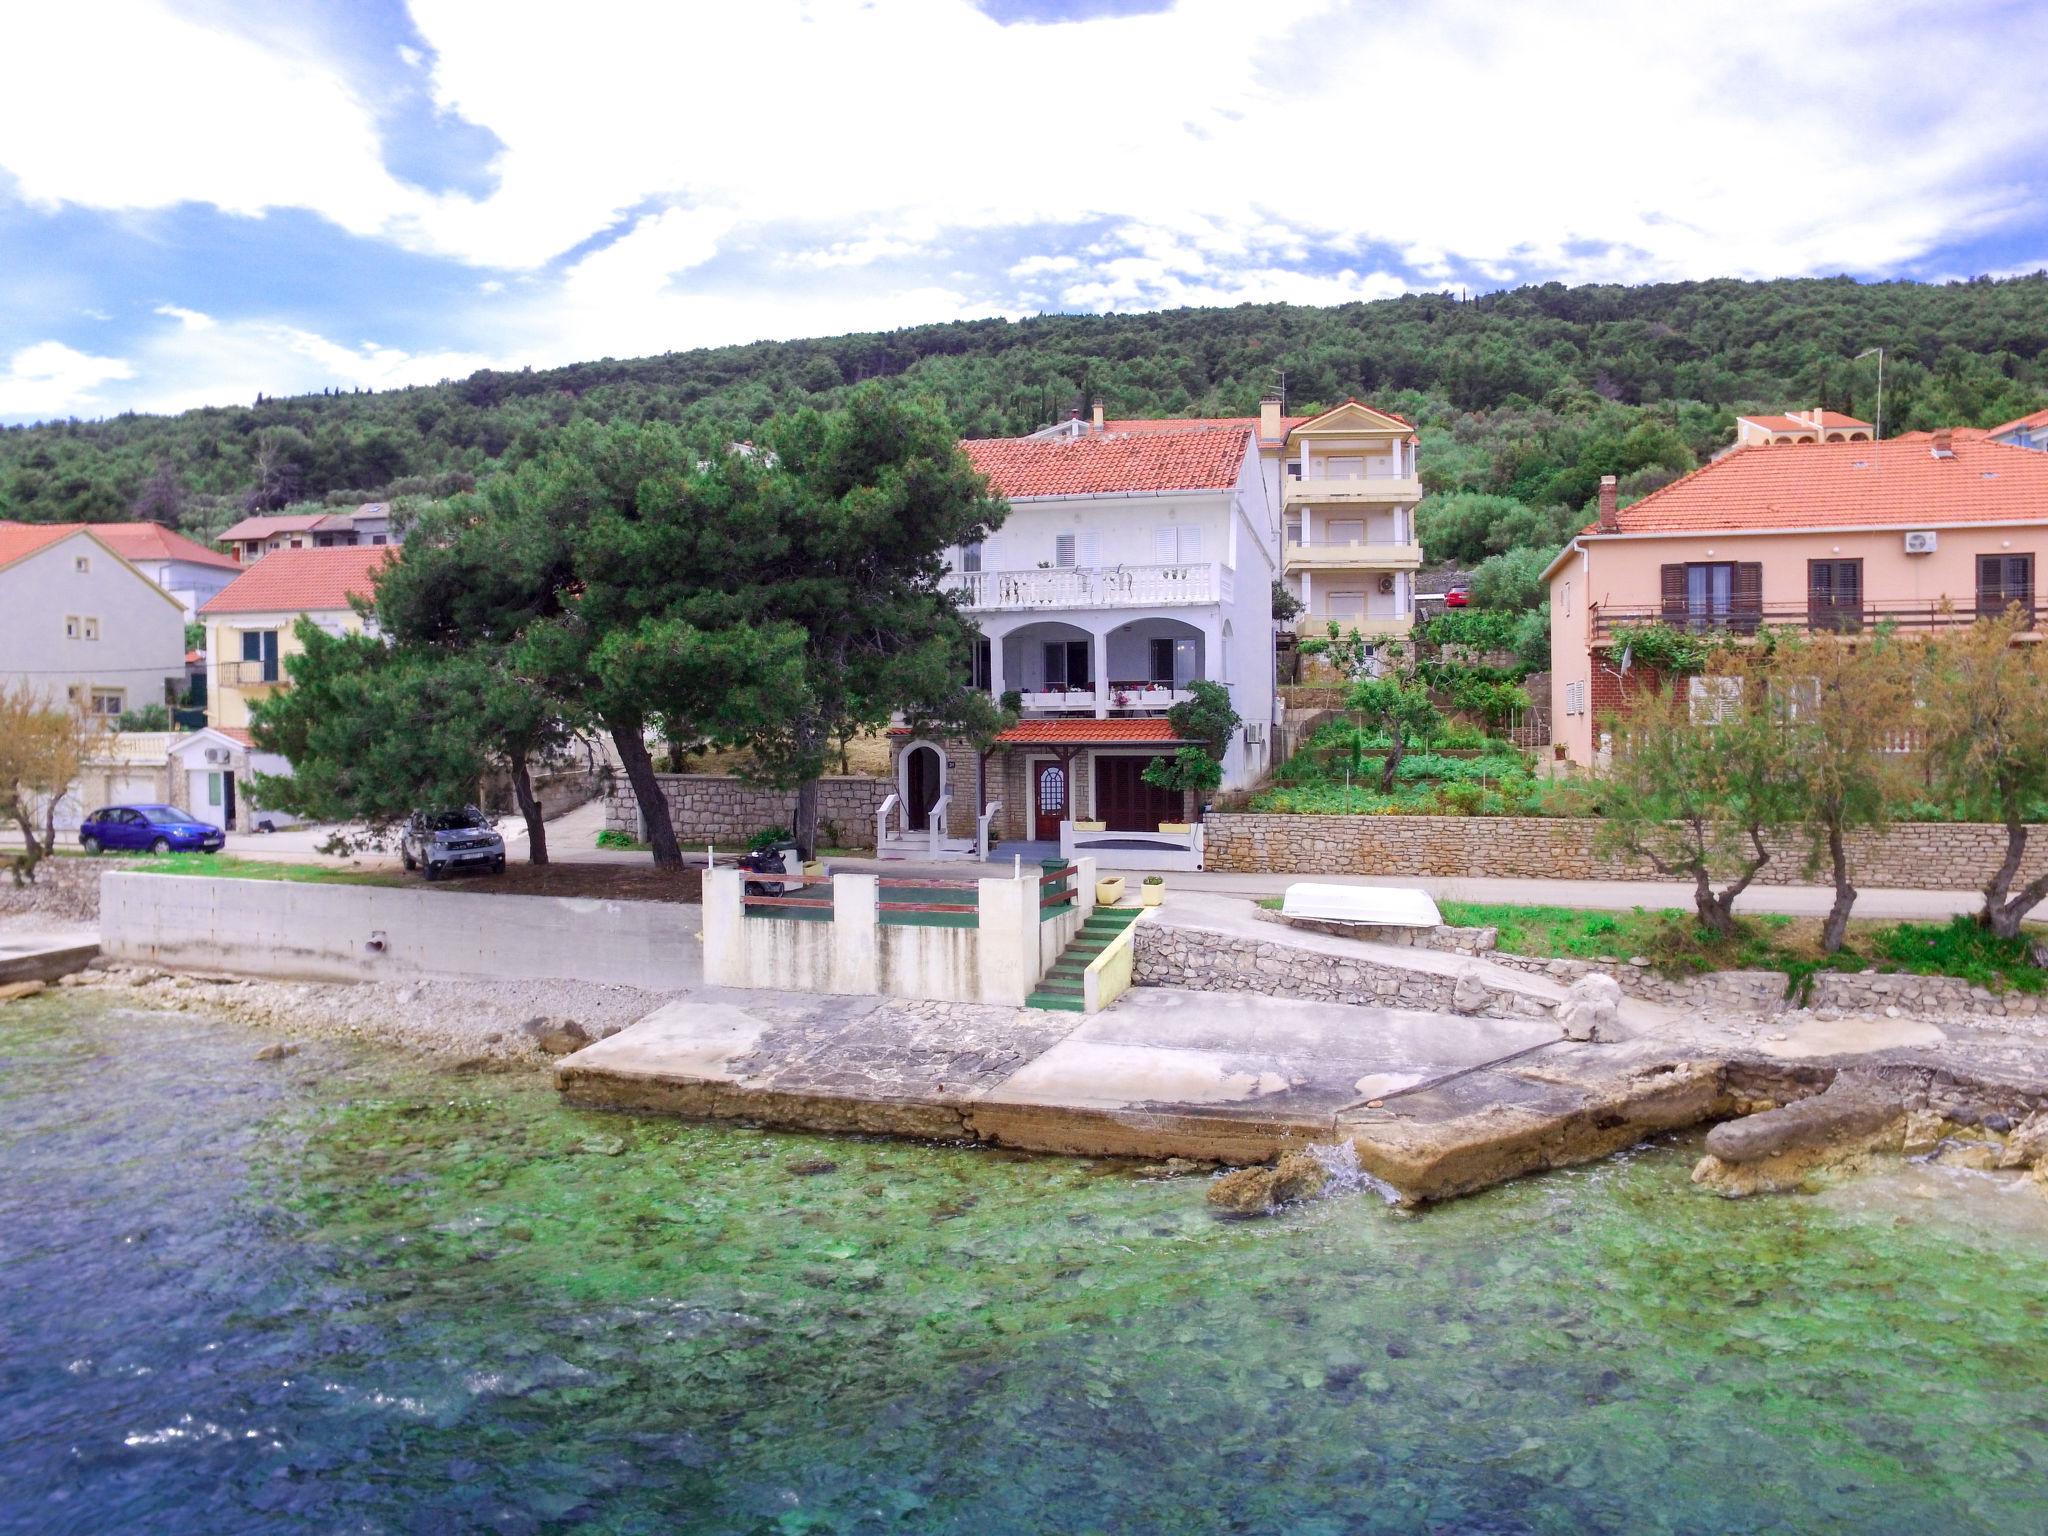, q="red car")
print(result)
[1444,585,1469,607]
